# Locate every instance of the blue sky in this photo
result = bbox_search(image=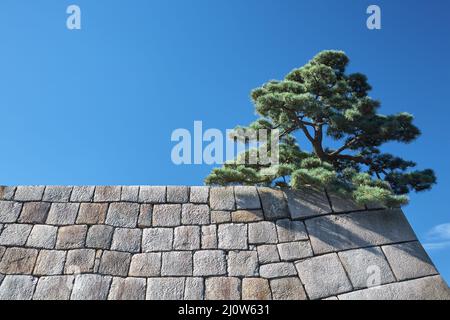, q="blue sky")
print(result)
[0,0,449,281]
